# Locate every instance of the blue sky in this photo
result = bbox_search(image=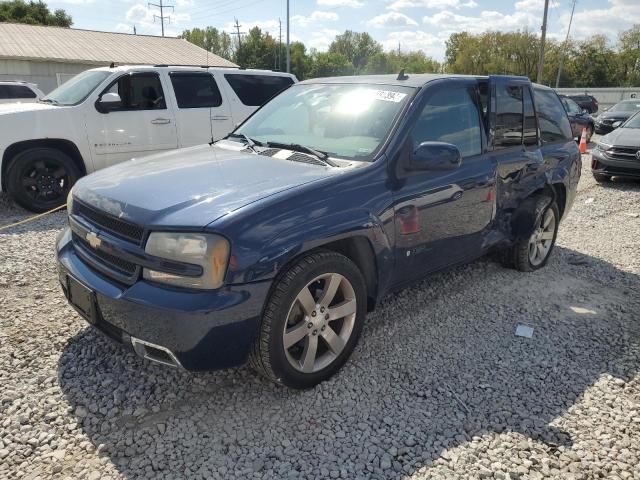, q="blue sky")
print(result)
[47,0,640,60]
